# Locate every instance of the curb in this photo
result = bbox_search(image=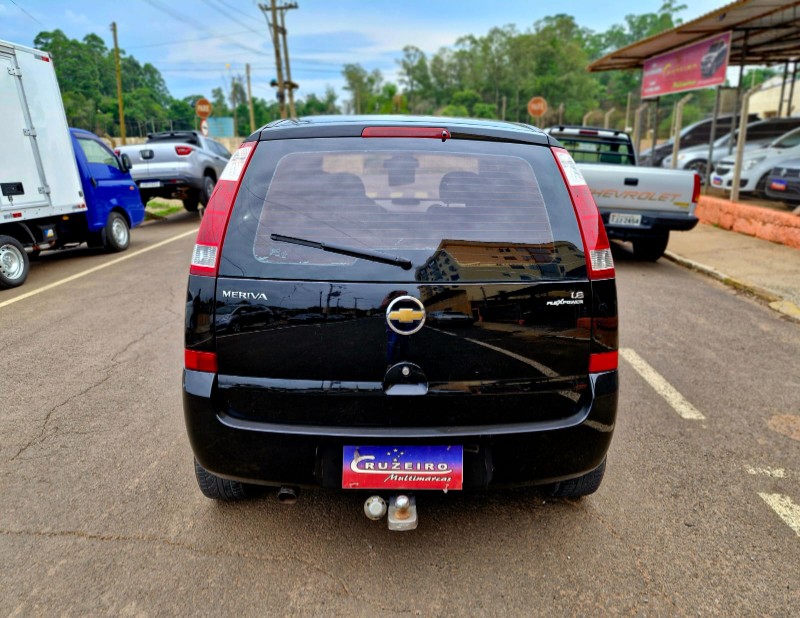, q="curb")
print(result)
[663,250,800,322]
